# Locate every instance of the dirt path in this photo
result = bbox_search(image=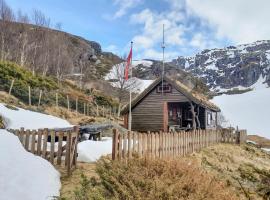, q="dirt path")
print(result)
[57,162,98,199]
